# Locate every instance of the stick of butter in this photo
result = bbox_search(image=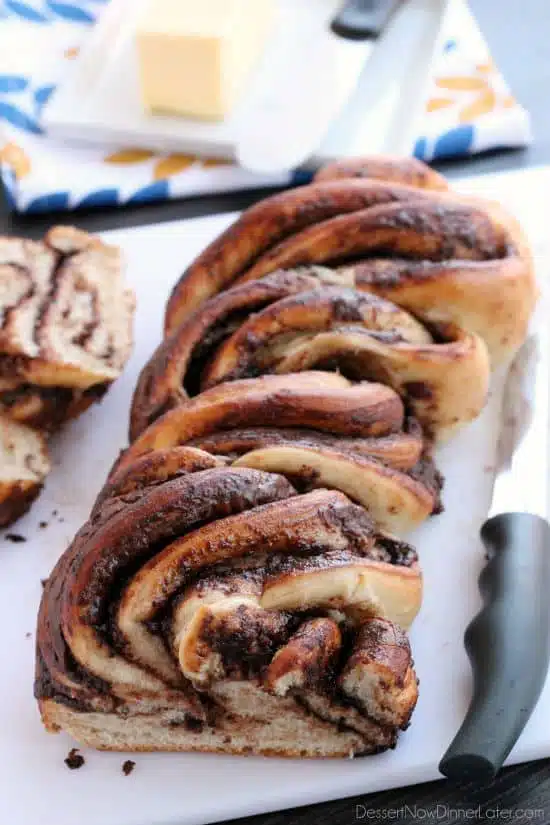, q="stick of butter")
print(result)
[136,0,274,121]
